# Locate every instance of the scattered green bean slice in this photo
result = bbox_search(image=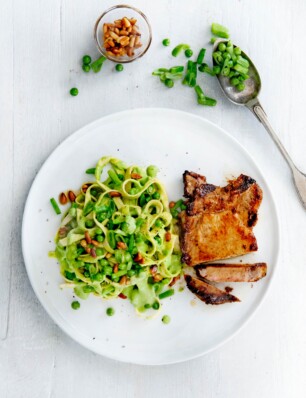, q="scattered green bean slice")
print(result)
[196,48,206,64]
[91,55,107,73]
[211,23,230,39]
[86,167,96,174]
[198,97,217,107]
[159,289,174,300]
[172,43,190,57]
[165,78,174,88]
[50,198,61,215]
